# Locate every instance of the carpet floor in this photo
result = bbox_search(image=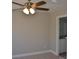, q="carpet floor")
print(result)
[13,52,64,59]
